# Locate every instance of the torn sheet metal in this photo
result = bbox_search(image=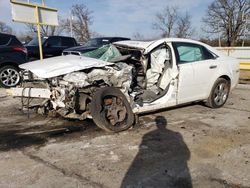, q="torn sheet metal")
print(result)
[19,55,113,79]
[63,72,89,87]
[87,62,133,94]
[114,40,153,50]
[133,80,177,113]
[61,62,133,92]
